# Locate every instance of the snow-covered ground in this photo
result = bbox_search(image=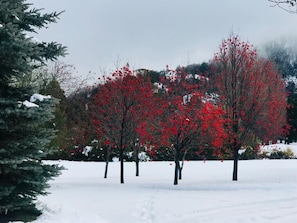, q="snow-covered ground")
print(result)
[12,151,296,223]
